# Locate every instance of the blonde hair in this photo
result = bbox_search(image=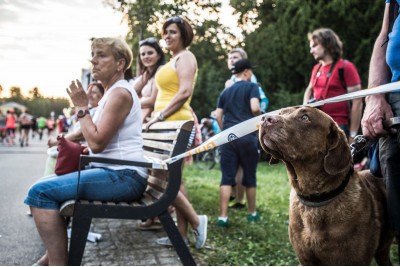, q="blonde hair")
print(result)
[229,48,248,59]
[91,37,133,71]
